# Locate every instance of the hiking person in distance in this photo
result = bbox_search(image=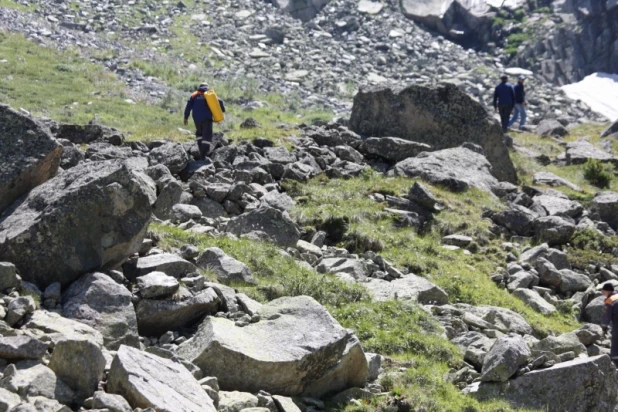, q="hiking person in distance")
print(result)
[184,82,226,160]
[493,74,515,133]
[508,75,527,130]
